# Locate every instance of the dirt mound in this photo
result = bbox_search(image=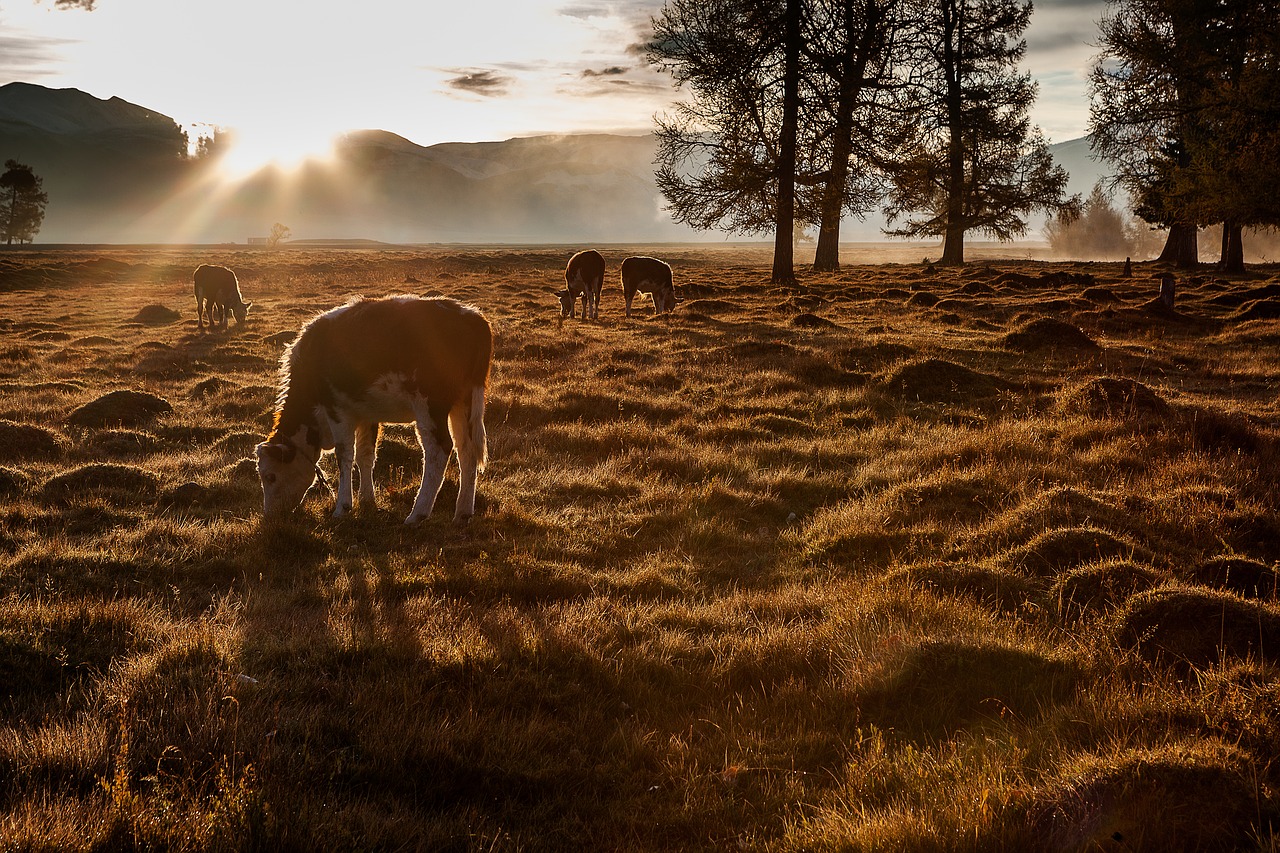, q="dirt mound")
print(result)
[131,305,182,325]
[67,390,173,428]
[1115,585,1280,668]
[880,358,1009,403]
[1029,742,1269,851]
[1062,377,1169,419]
[955,281,994,295]
[681,298,736,315]
[1003,318,1100,352]
[41,463,160,503]
[0,420,65,461]
[1192,555,1278,599]
[906,291,940,307]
